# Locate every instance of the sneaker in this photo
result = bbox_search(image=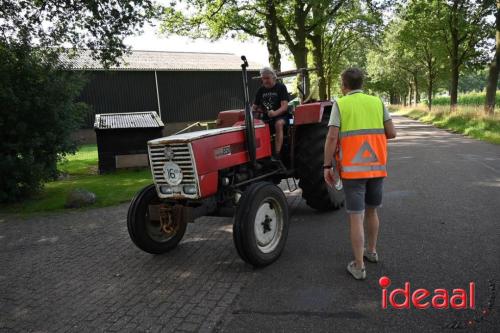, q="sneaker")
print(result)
[363,248,379,263]
[347,261,366,280]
